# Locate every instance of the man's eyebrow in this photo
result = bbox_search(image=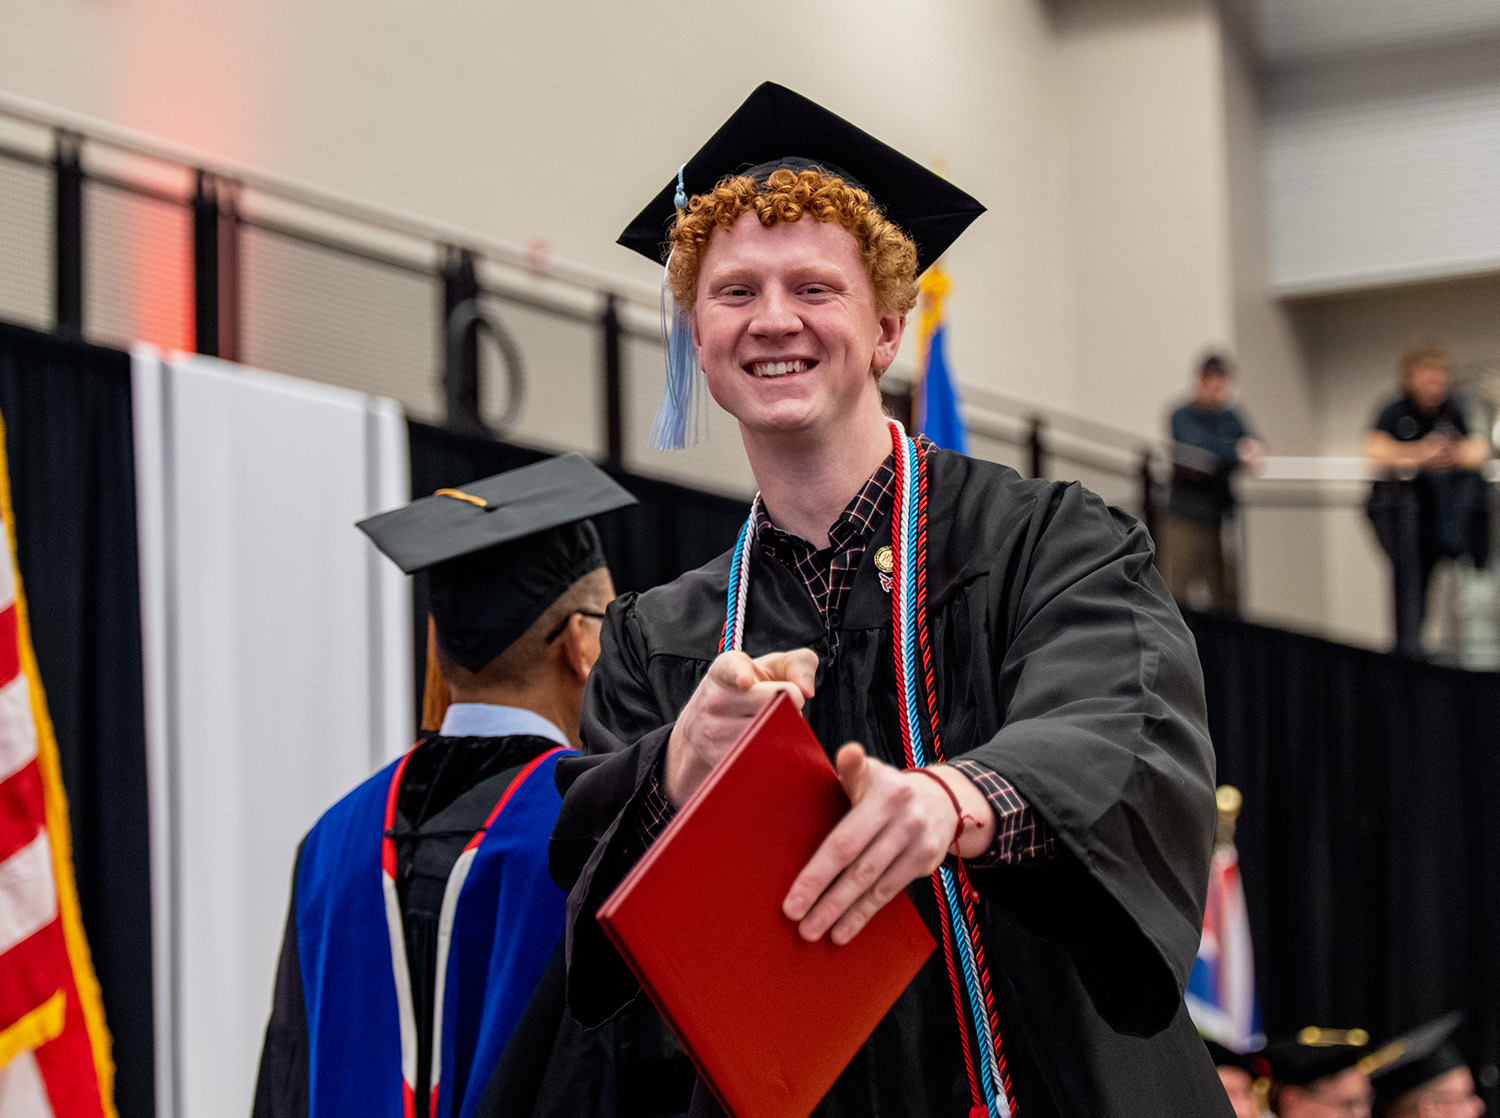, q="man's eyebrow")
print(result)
[704,263,853,286]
